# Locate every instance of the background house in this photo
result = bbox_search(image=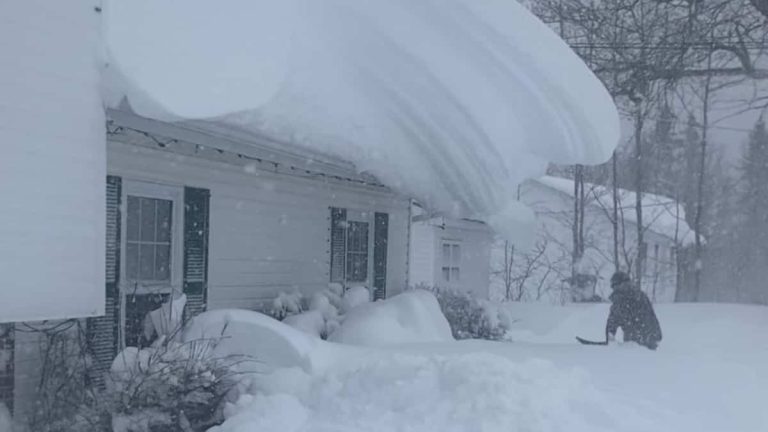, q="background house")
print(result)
[409,203,495,298]
[491,176,693,304]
